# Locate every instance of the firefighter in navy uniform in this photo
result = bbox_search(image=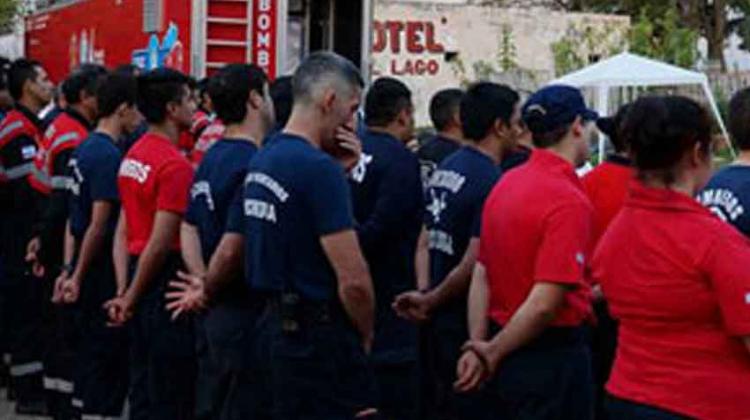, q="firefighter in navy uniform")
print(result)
[417,88,465,188]
[394,82,523,420]
[26,63,105,420]
[165,63,275,419]
[0,58,53,415]
[349,77,423,420]
[223,52,378,420]
[58,72,142,419]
